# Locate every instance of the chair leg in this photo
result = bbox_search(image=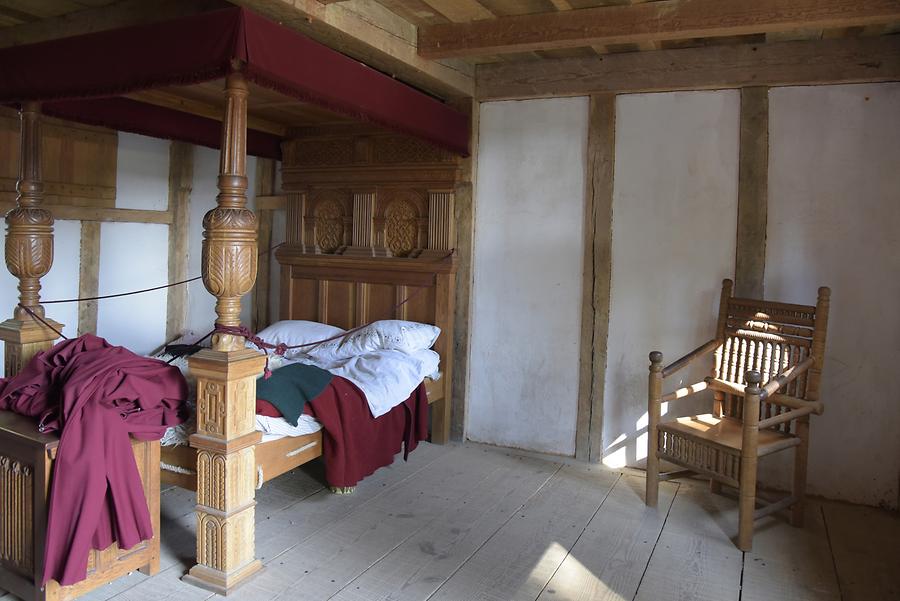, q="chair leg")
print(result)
[737,468,757,551]
[646,452,659,507]
[791,418,810,527]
